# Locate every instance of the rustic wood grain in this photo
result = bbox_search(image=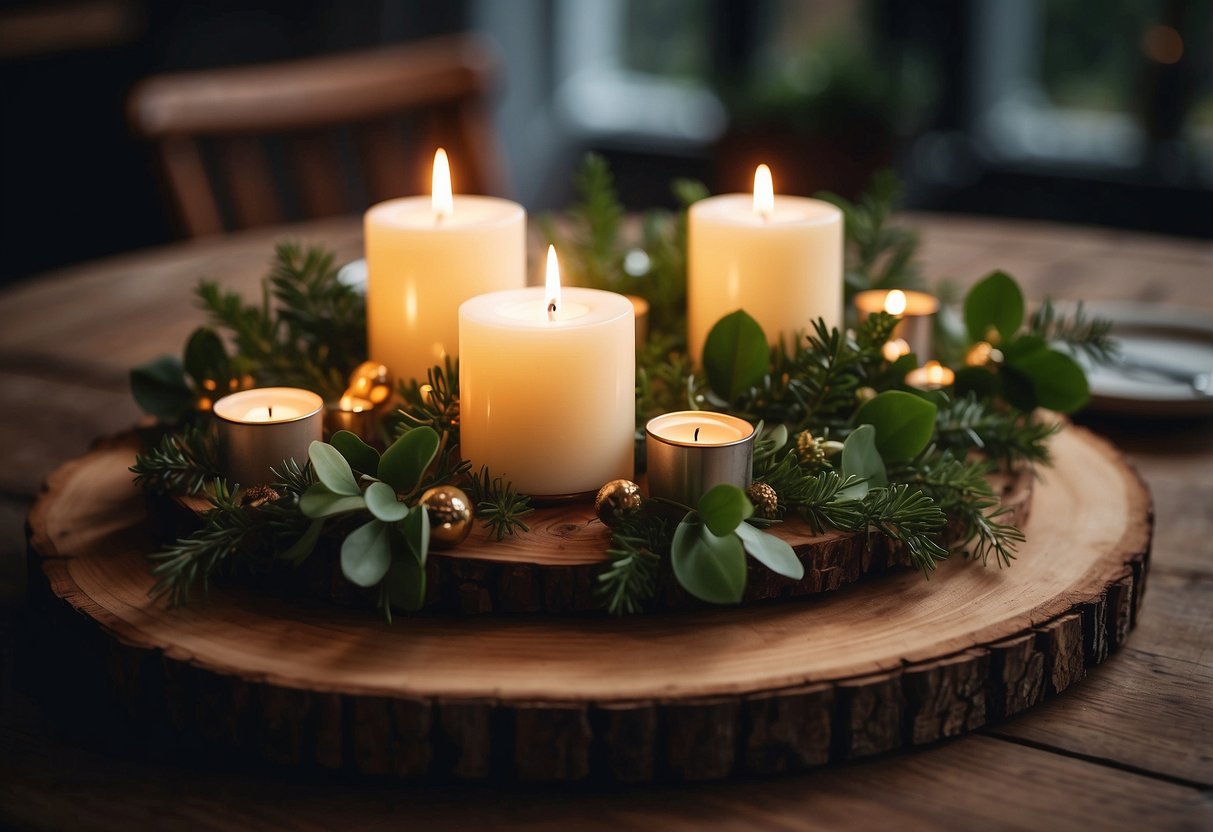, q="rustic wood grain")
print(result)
[25,425,1151,780]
